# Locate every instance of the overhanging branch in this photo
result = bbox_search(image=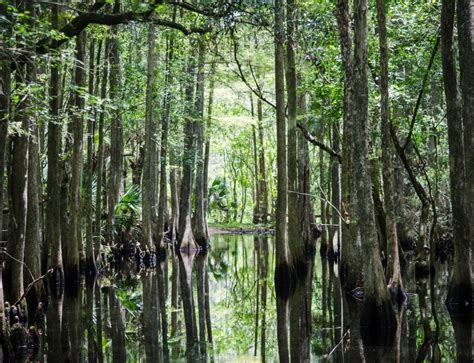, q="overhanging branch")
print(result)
[297,123,342,164]
[36,10,209,54]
